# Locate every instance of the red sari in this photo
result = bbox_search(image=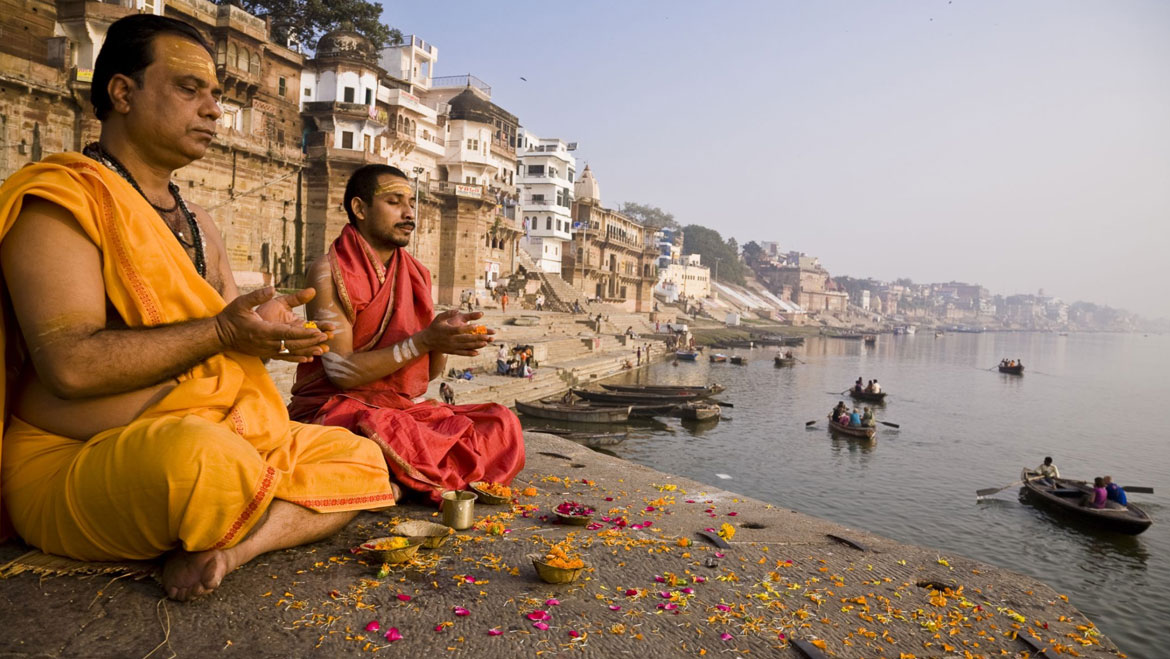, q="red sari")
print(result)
[289,226,524,503]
